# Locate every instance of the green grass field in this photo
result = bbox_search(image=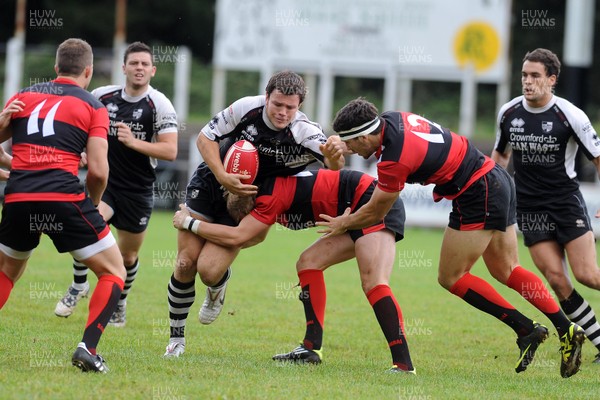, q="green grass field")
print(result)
[1,210,599,399]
